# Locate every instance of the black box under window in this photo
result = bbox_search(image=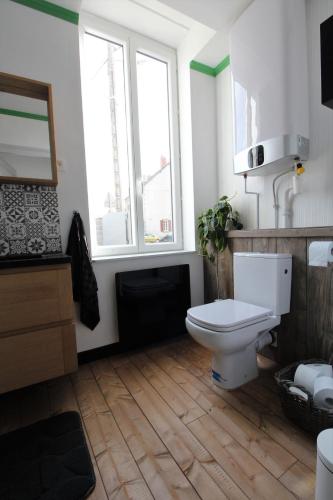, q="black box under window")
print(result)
[115,264,191,349]
[321,14,333,109]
